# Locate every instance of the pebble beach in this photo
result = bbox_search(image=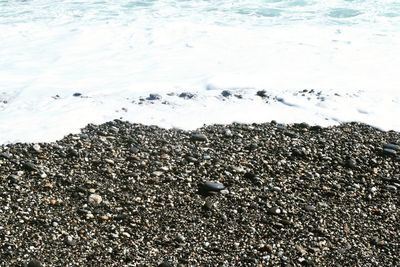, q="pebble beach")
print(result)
[0,120,398,266]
